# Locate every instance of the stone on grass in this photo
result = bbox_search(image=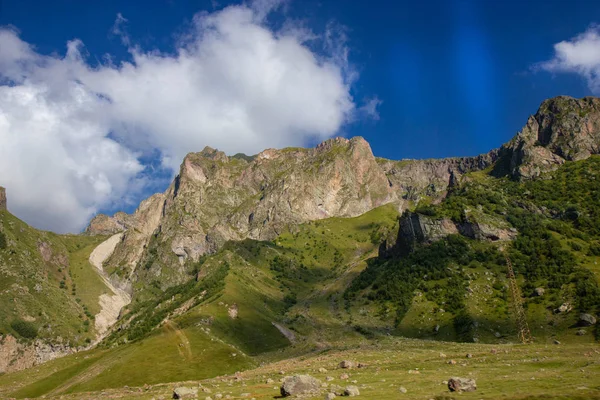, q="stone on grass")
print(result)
[399,386,407,394]
[280,375,321,397]
[344,386,360,396]
[324,393,336,400]
[448,377,477,392]
[173,386,198,399]
[339,360,355,369]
